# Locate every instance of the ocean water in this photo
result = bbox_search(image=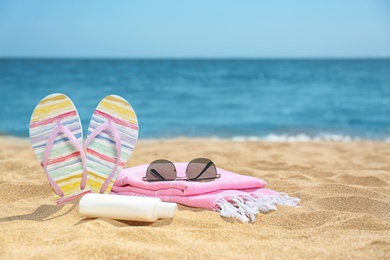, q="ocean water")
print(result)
[1,58,390,141]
